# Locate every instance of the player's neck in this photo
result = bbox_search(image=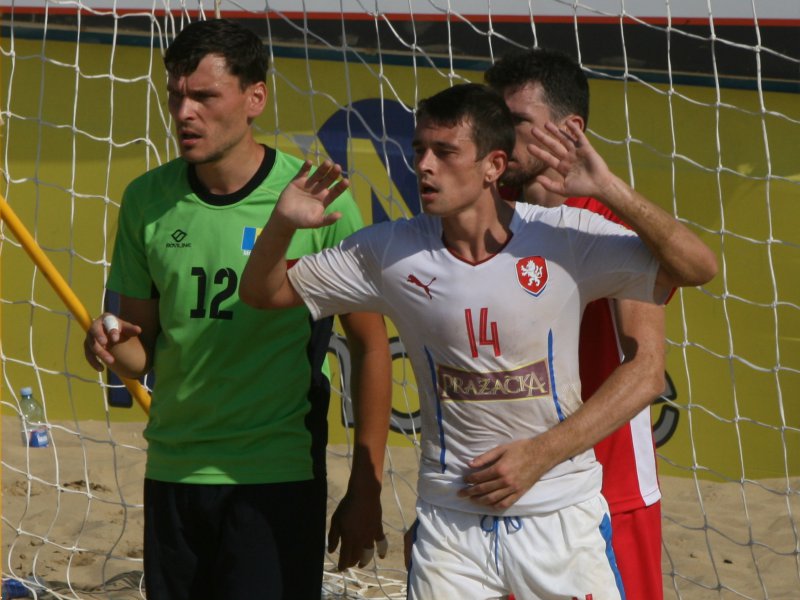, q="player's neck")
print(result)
[194,137,265,196]
[442,194,514,263]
